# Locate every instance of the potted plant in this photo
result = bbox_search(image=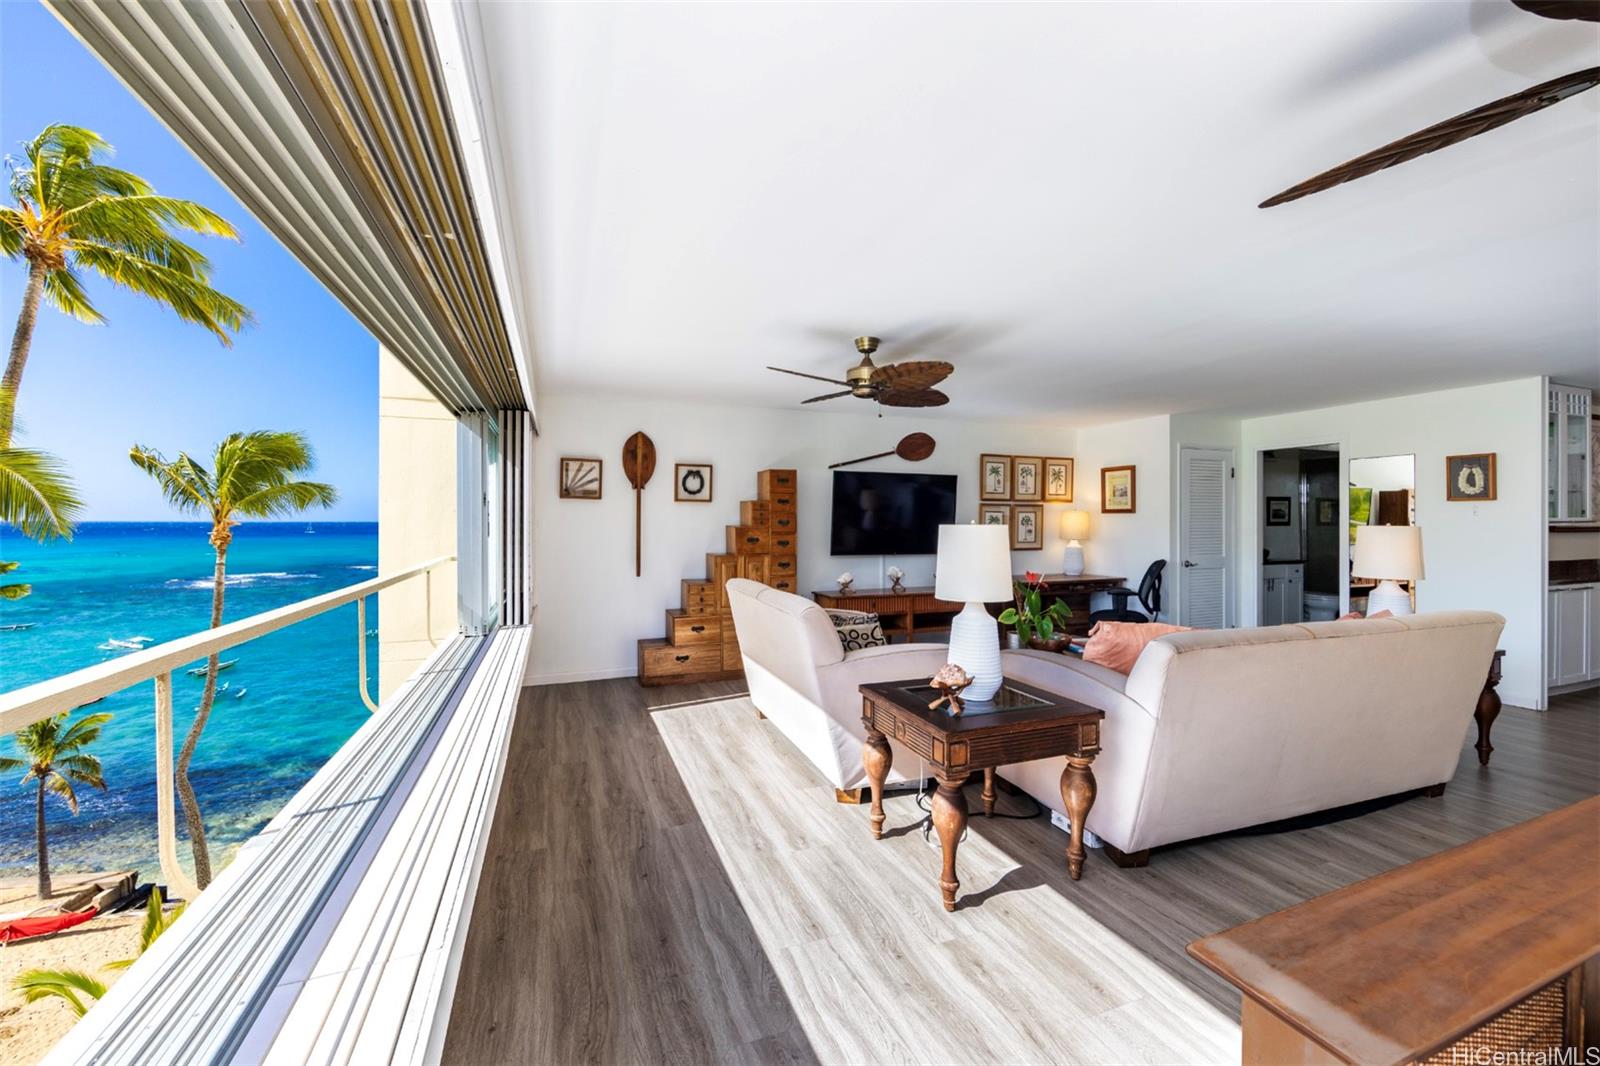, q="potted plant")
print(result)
[998,571,1073,652]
